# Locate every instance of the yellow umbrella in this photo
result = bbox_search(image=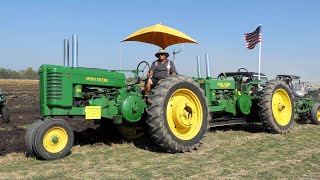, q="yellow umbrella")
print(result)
[121,24,198,49]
